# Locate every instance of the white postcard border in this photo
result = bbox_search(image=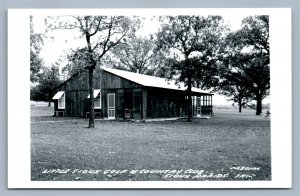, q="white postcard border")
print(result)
[7,8,292,188]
